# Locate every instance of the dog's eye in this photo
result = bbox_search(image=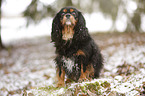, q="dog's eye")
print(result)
[72,12,76,16]
[61,13,65,16]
